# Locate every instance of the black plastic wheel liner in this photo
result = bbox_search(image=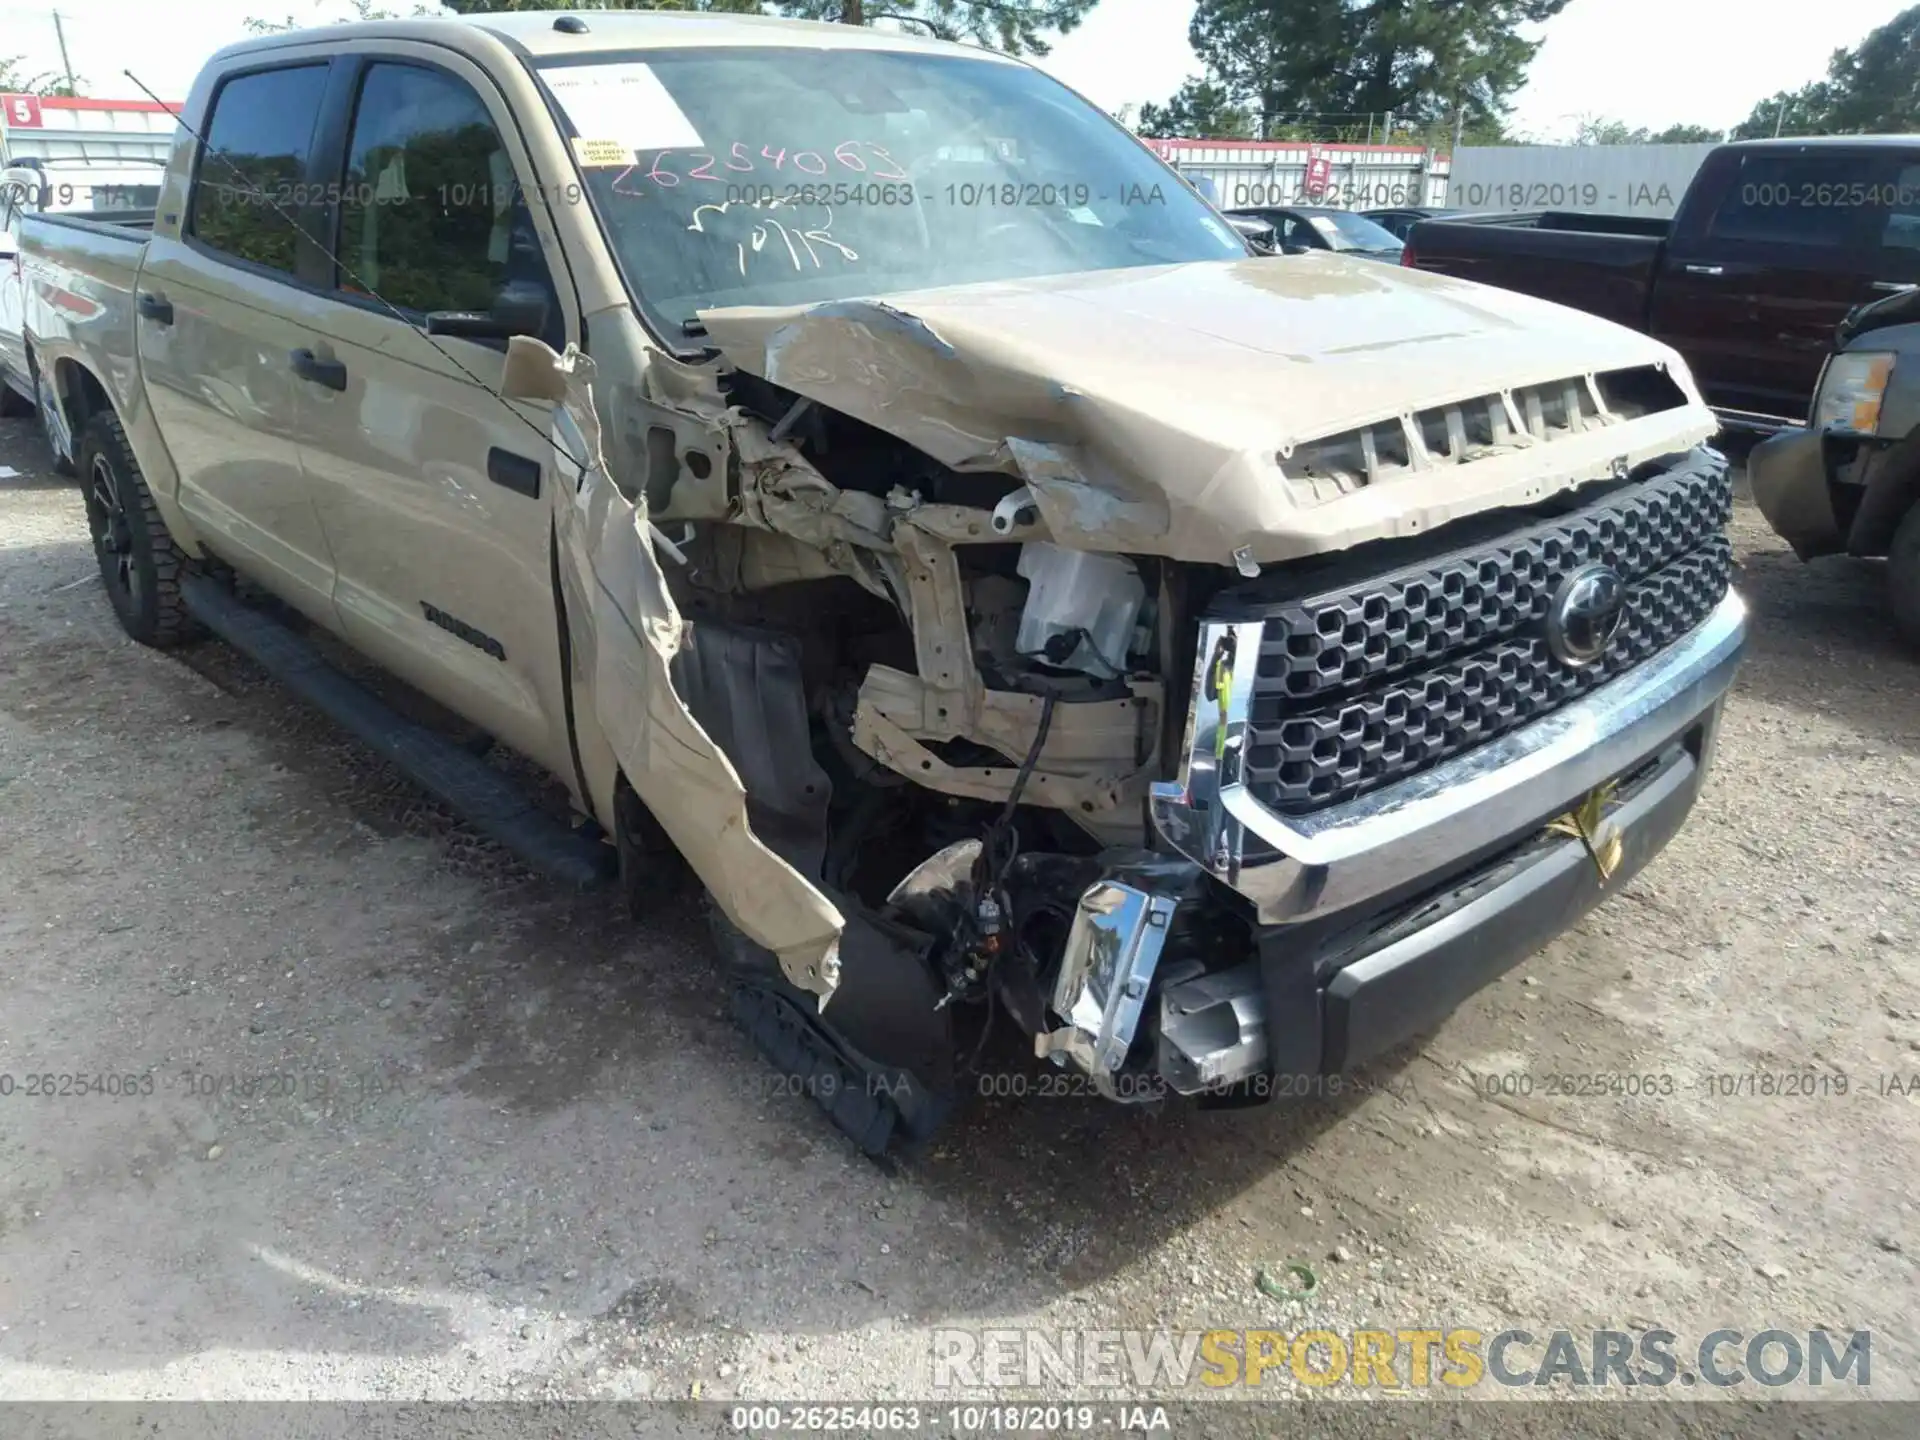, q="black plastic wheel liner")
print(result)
[669,617,833,880]
[731,907,957,1158]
